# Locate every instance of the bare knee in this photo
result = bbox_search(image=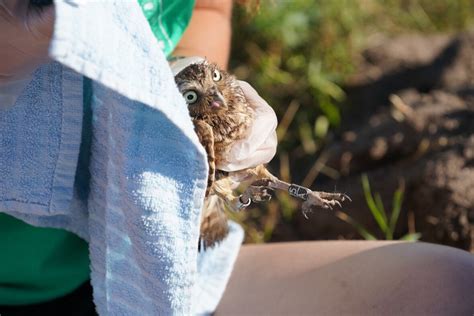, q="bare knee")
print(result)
[325,242,474,315]
[217,241,474,316]
[393,242,474,314]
